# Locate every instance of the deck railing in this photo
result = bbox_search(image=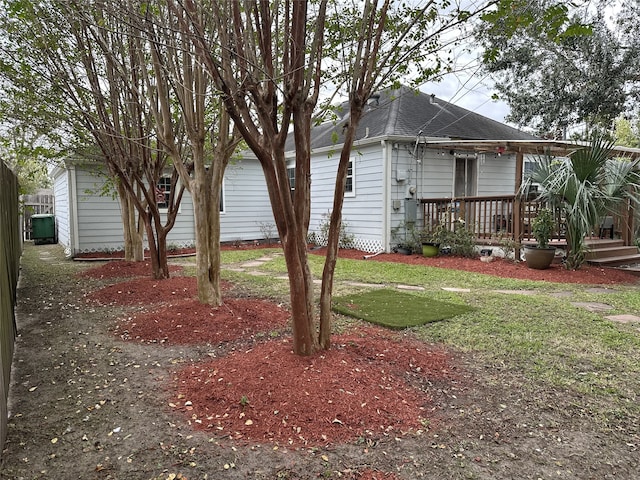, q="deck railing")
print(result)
[419,195,565,243]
